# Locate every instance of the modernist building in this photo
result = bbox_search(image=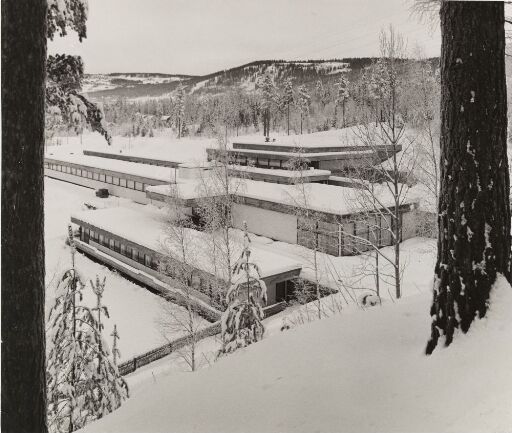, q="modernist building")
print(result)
[71,206,302,309]
[47,128,419,310]
[146,179,418,257]
[206,131,401,176]
[44,153,174,203]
